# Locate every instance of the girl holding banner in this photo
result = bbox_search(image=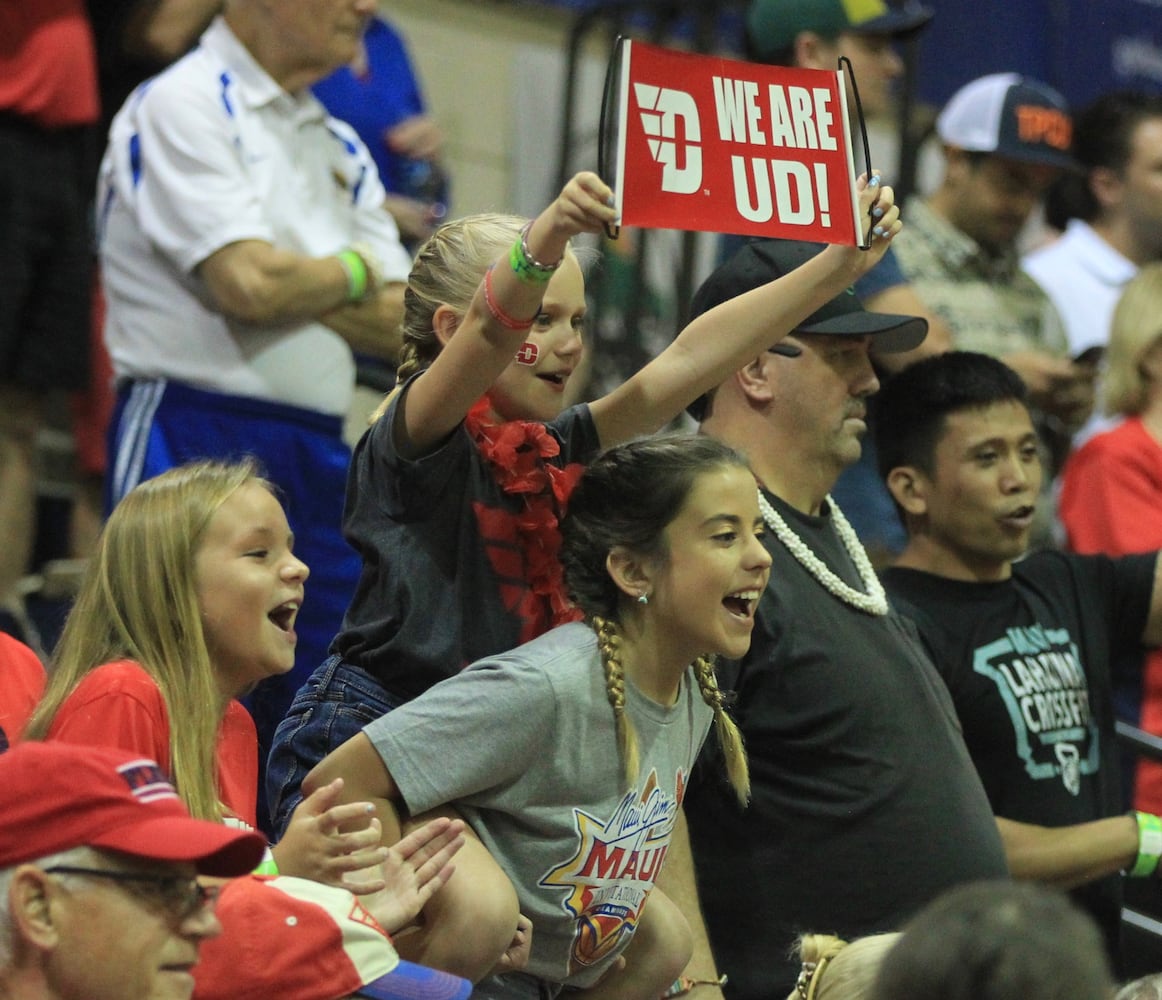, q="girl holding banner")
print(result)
[269,168,902,995]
